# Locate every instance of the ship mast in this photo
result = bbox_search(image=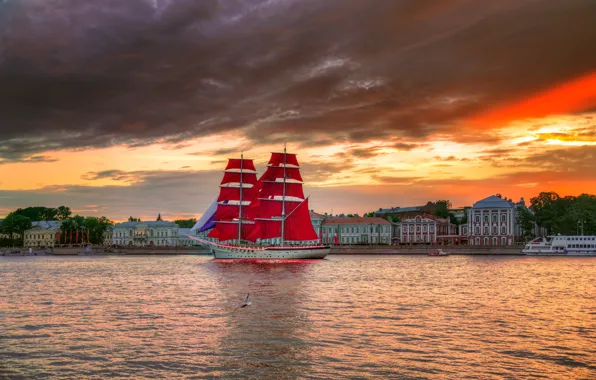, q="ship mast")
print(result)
[280,143,287,247]
[238,151,244,245]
